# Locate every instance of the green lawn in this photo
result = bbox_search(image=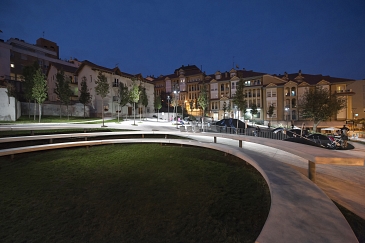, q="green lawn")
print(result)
[0,144,271,243]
